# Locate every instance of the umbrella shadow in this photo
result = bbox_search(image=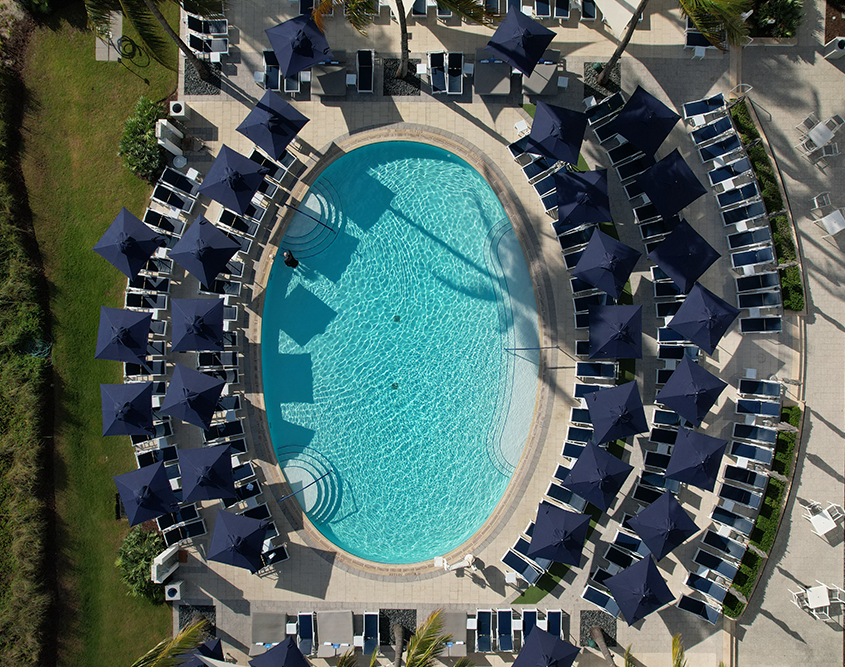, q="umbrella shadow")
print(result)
[276,541,336,598]
[276,285,337,346]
